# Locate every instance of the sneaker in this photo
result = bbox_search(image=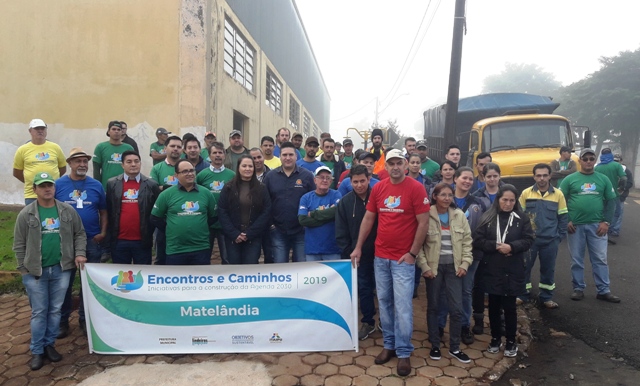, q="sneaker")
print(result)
[358,323,376,340]
[543,300,559,309]
[461,326,474,345]
[449,350,471,363]
[487,338,501,353]
[515,297,524,305]
[571,291,584,301]
[504,341,518,357]
[429,347,441,360]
